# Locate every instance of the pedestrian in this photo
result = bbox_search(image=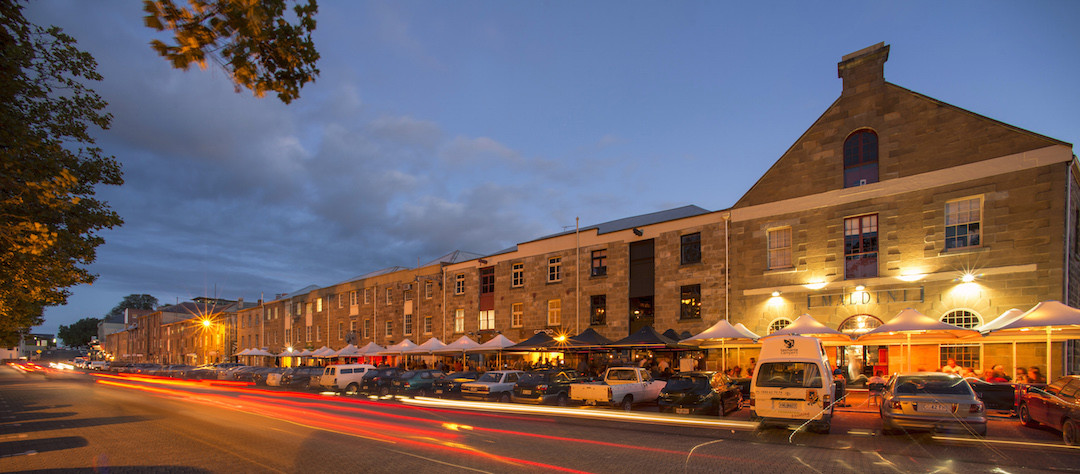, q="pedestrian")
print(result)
[1028,366,1046,384]
[987,368,1009,383]
[941,358,962,375]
